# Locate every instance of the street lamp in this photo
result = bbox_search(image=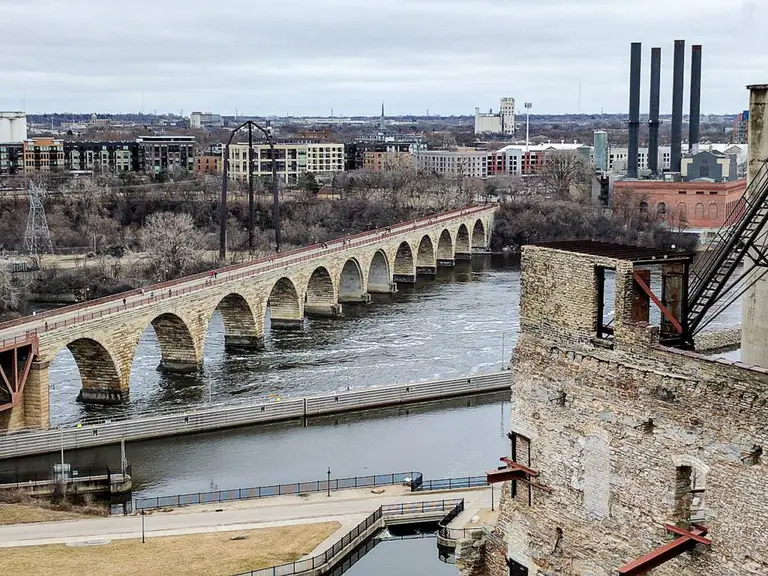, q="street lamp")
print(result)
[524,102,532,175]
[327,466,331,497]
[220,120,280,261]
